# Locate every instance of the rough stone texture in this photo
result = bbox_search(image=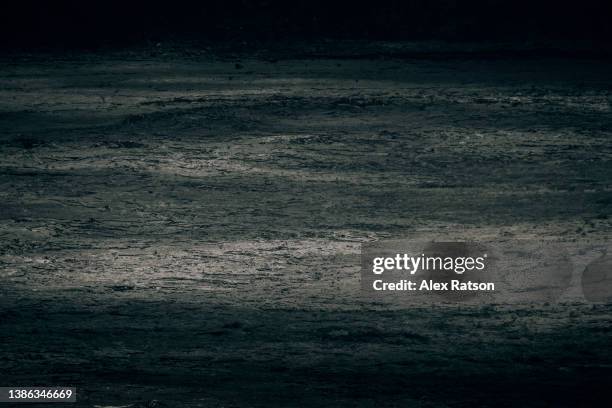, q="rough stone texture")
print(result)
[1,49,611,407]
